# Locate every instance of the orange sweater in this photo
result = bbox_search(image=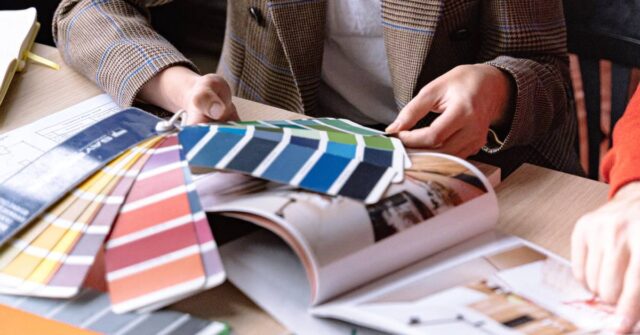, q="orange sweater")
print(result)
[601,86,640,197]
